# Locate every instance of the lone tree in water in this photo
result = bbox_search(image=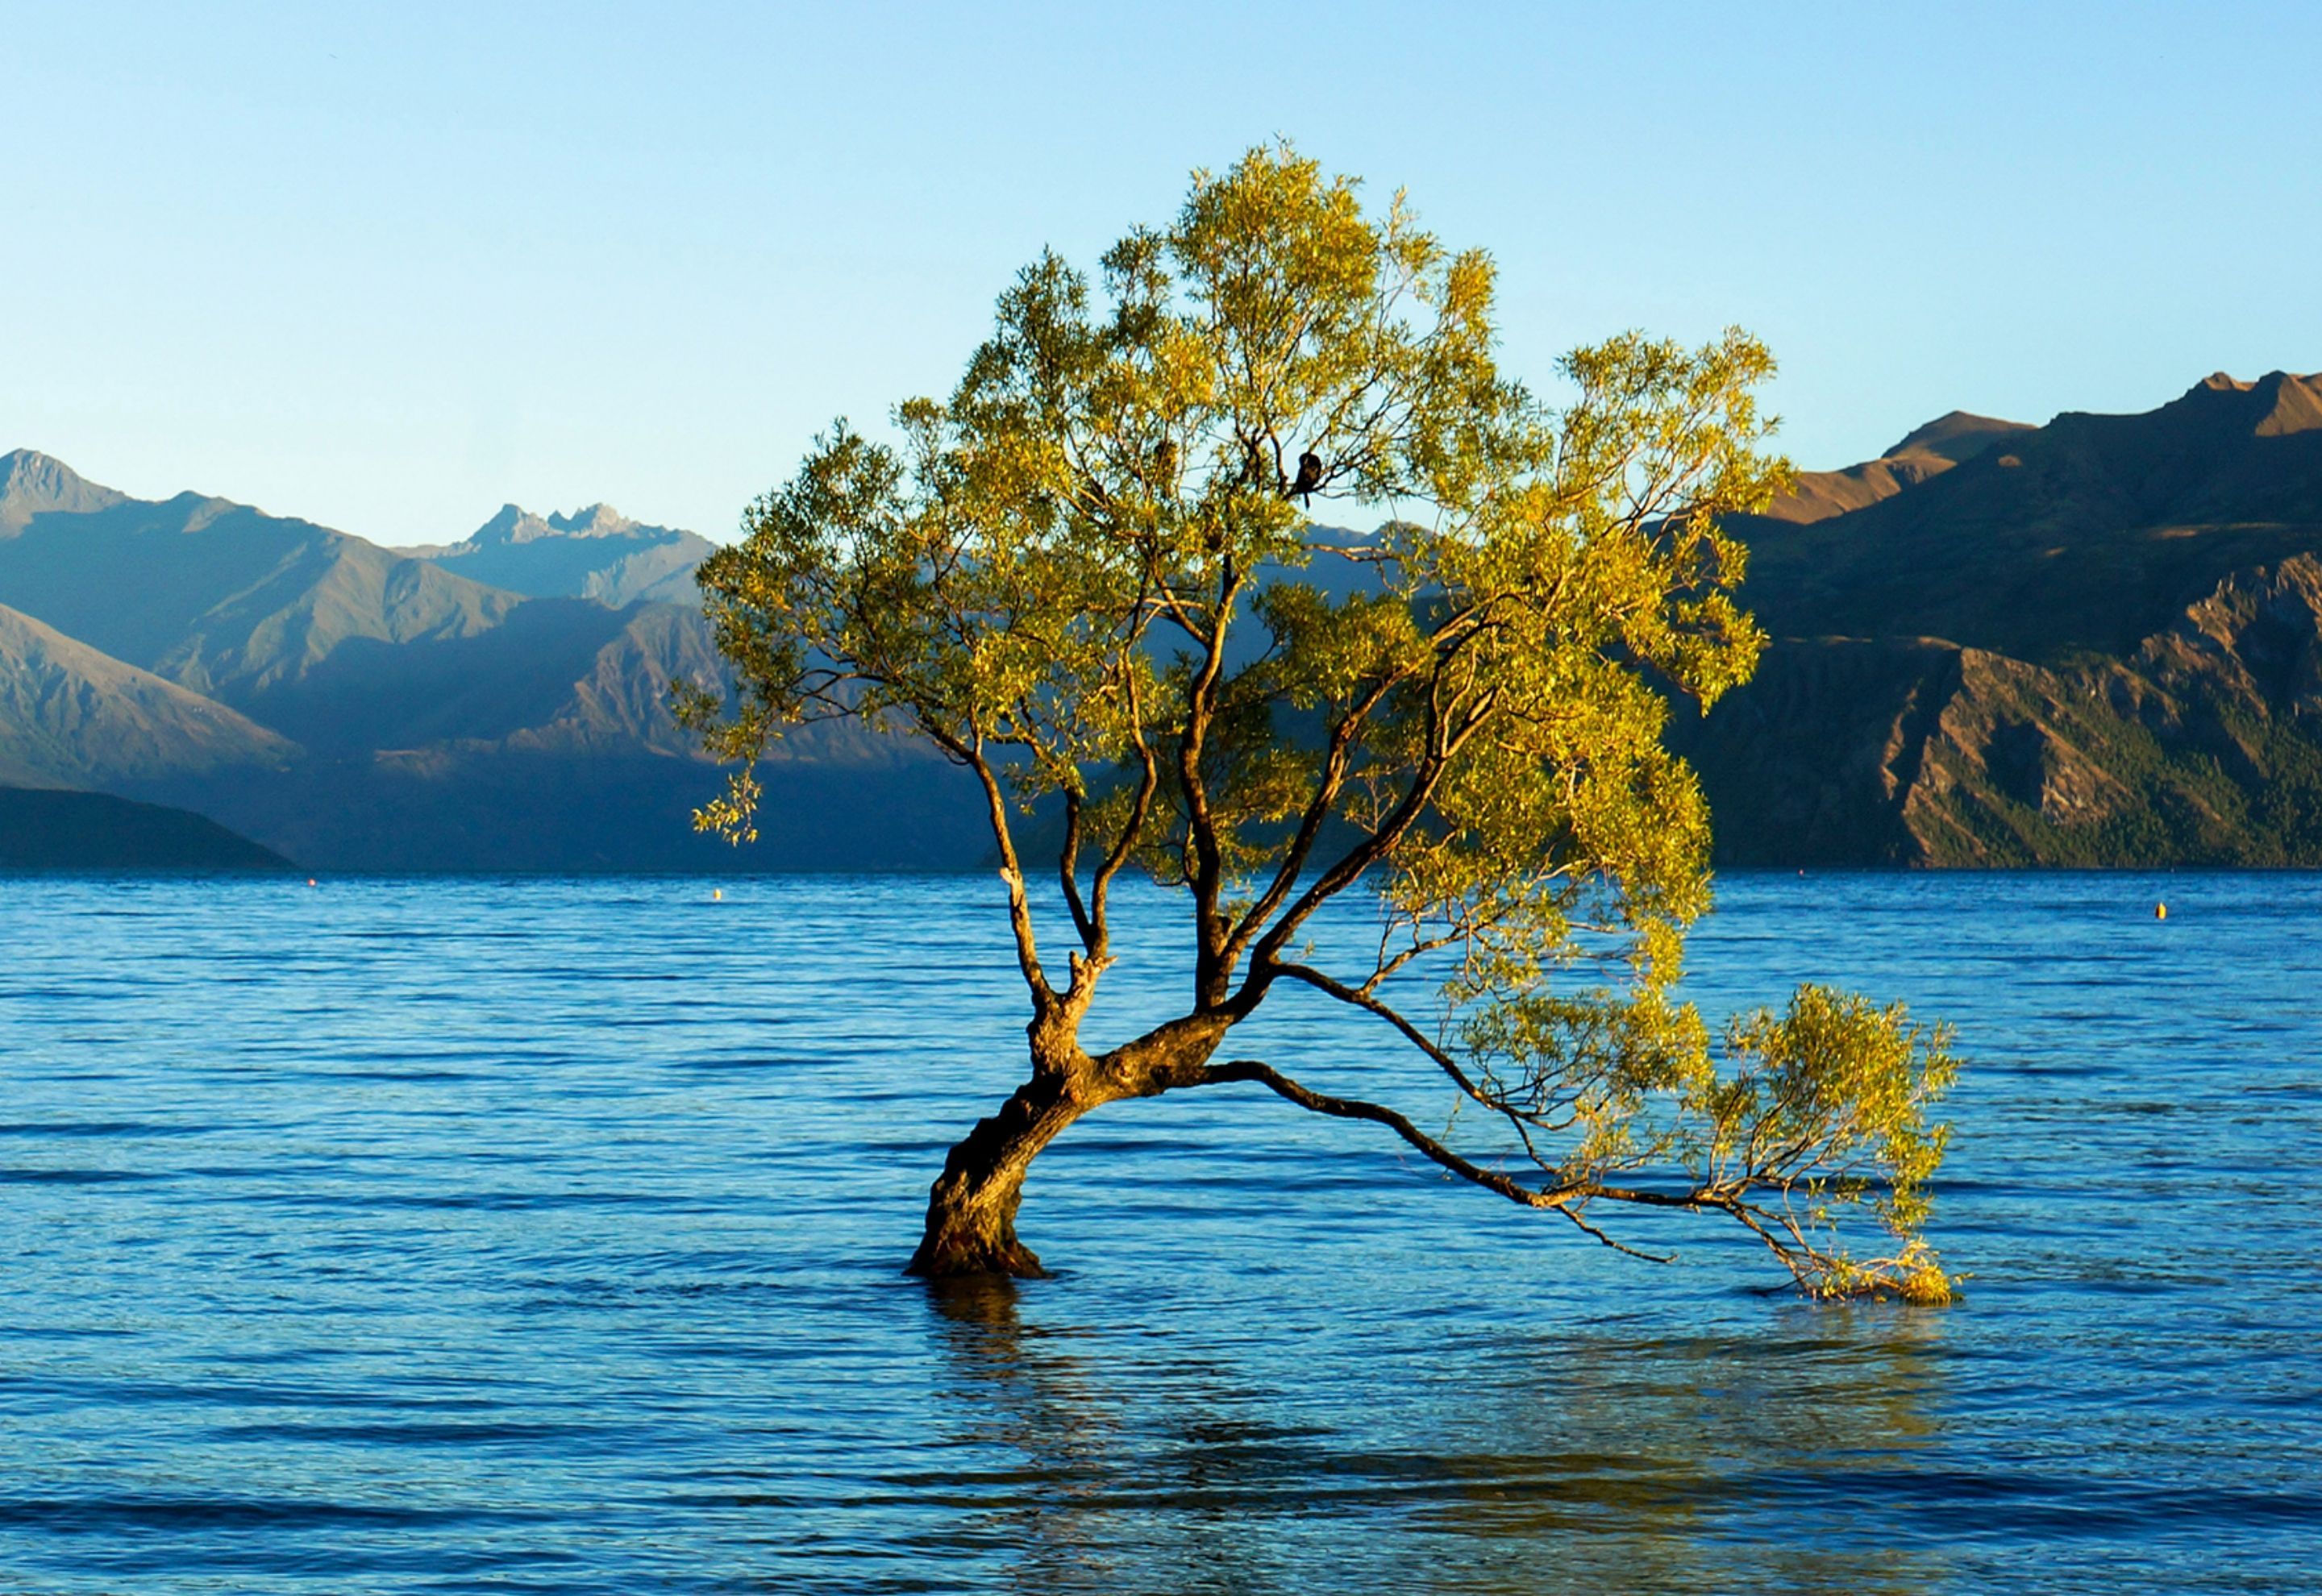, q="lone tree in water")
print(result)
[683,146,1957,1301]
